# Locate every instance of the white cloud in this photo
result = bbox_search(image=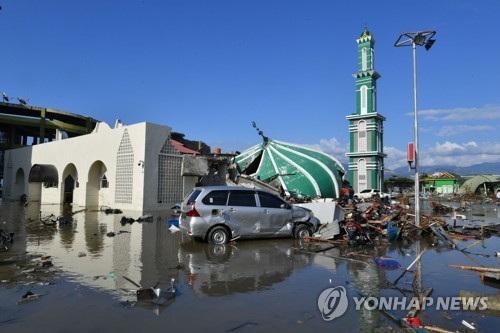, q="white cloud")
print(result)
[307,137,500,172]
[302,137,349,166]
[437,125,495,136]
[384,146,409,170]
[416,104,500,122]
[362,141,500,170]
[420,141,500,167]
